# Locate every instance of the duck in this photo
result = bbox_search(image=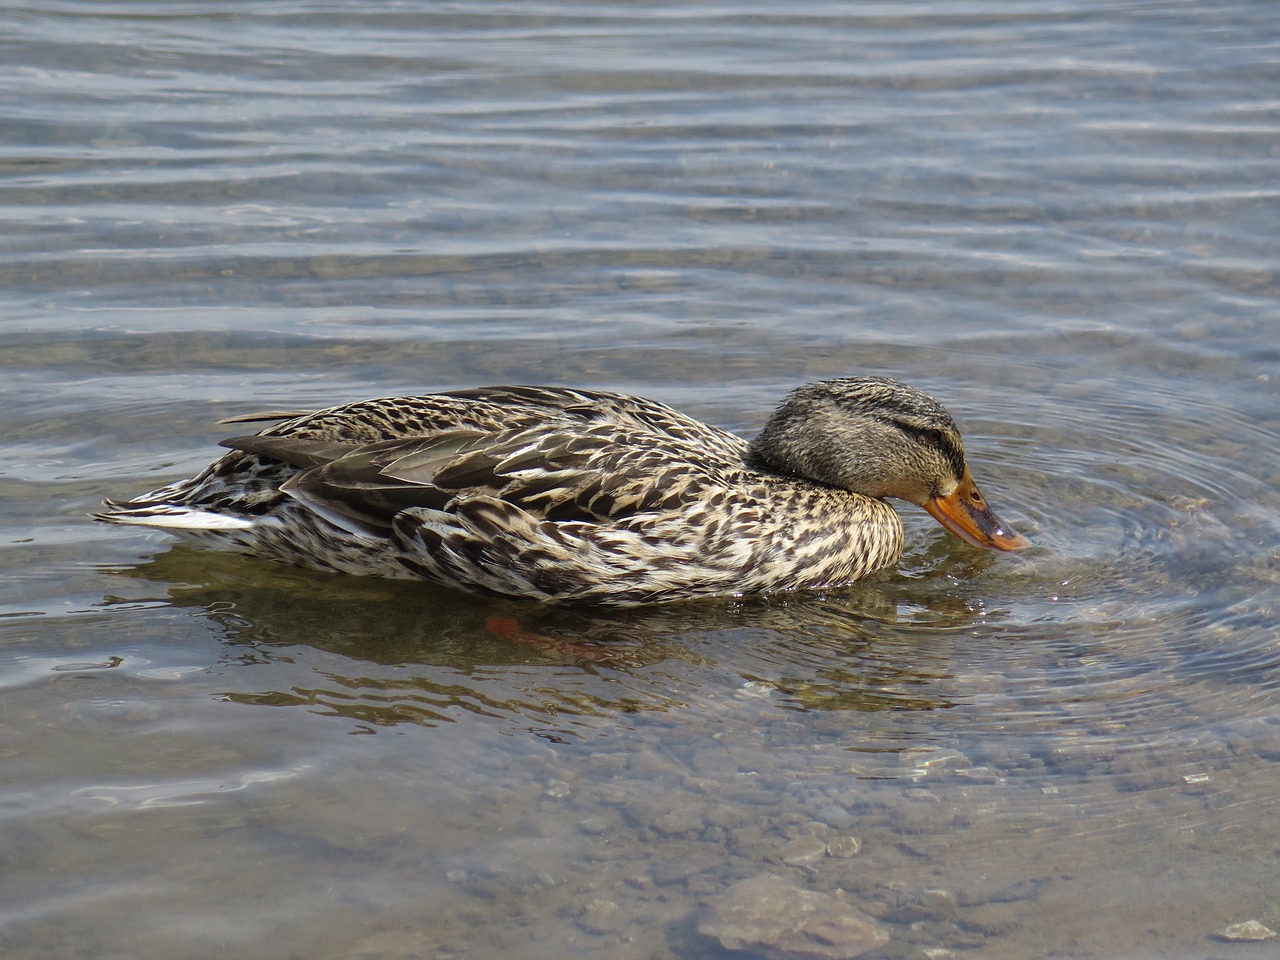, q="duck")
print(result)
[96,377,1028,605]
